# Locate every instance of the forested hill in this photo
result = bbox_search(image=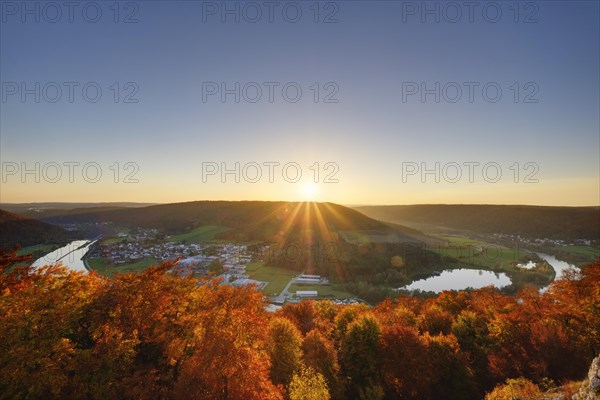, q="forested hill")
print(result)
[0,209,71,249]
[36,201,388,237]
[1,202,154,219]
[354,204,600,240]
